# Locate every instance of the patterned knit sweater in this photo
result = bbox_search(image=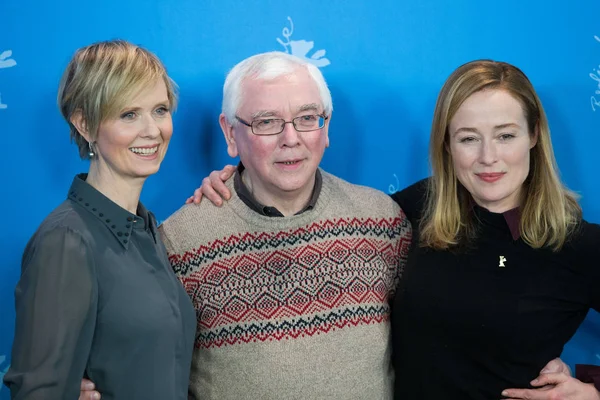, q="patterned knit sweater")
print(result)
[159,170,412,400]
